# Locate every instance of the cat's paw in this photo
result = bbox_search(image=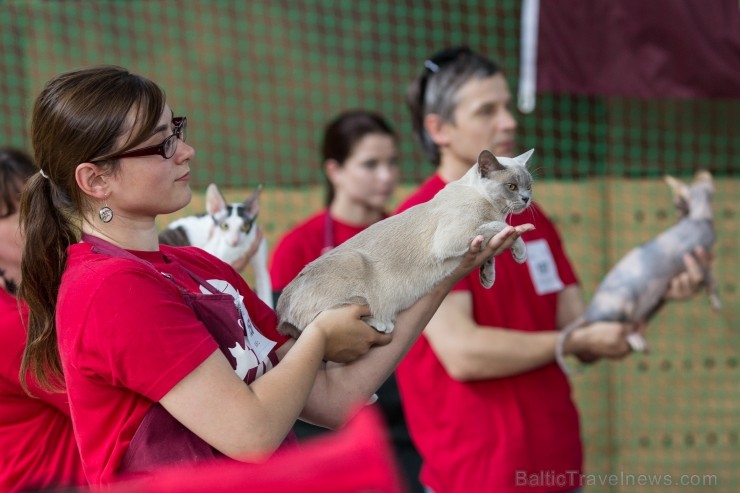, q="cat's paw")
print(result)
[479,257,495,288]
[363,316,395,334]
[511,238,527,264]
